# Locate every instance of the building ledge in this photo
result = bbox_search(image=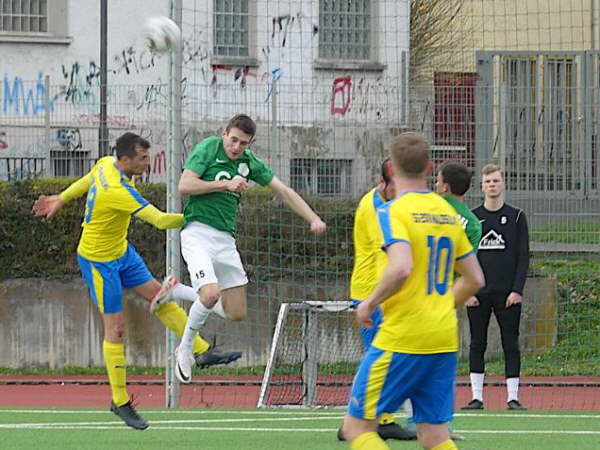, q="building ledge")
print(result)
[210,56,260,68]
[313,59,386,71]
[0,33,72,45]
